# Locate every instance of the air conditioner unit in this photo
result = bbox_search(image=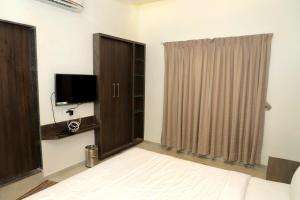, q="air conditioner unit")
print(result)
[37,0,84,12]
